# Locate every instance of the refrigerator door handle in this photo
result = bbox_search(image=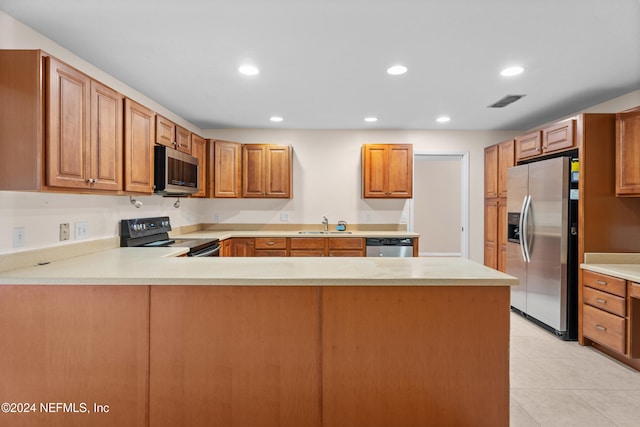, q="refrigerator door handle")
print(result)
[522,195,532,263]
[518,195,528,262]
